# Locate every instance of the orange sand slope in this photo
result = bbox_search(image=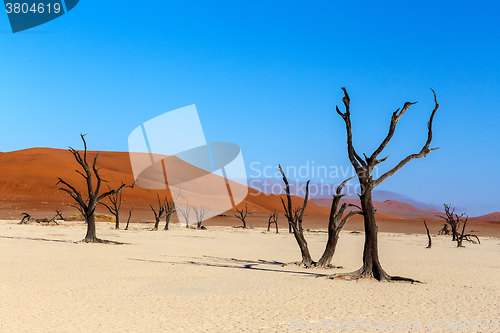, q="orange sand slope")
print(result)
[0,148,331,219]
